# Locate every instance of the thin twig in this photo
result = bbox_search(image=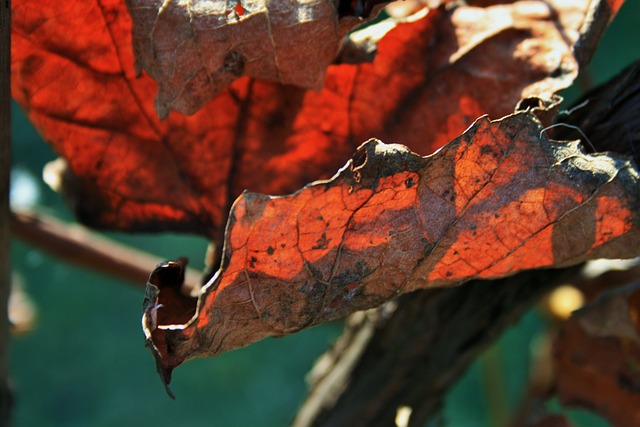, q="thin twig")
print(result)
[11,210,203,295]
[539,123,596,152]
